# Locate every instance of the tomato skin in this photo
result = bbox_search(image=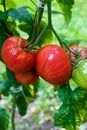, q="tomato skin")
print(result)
[70,45,87,60]
[14,69,39,85]
[1,37,35,72]
[72,59,87,88]
[36,44,72,85]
